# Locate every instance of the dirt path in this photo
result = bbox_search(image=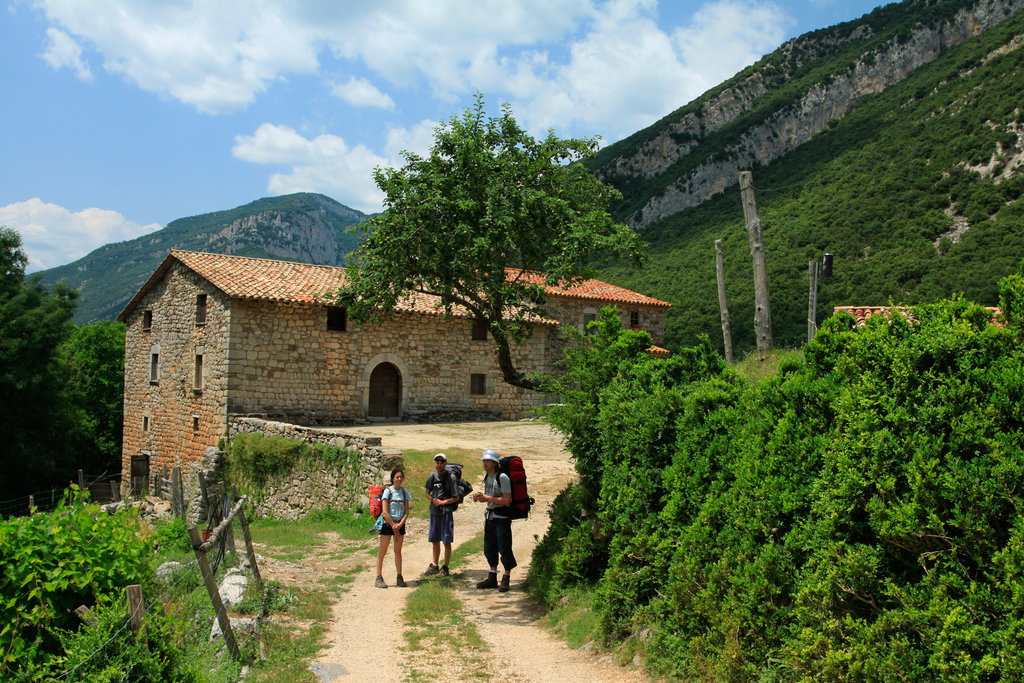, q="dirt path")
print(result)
[279,420,647,682]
